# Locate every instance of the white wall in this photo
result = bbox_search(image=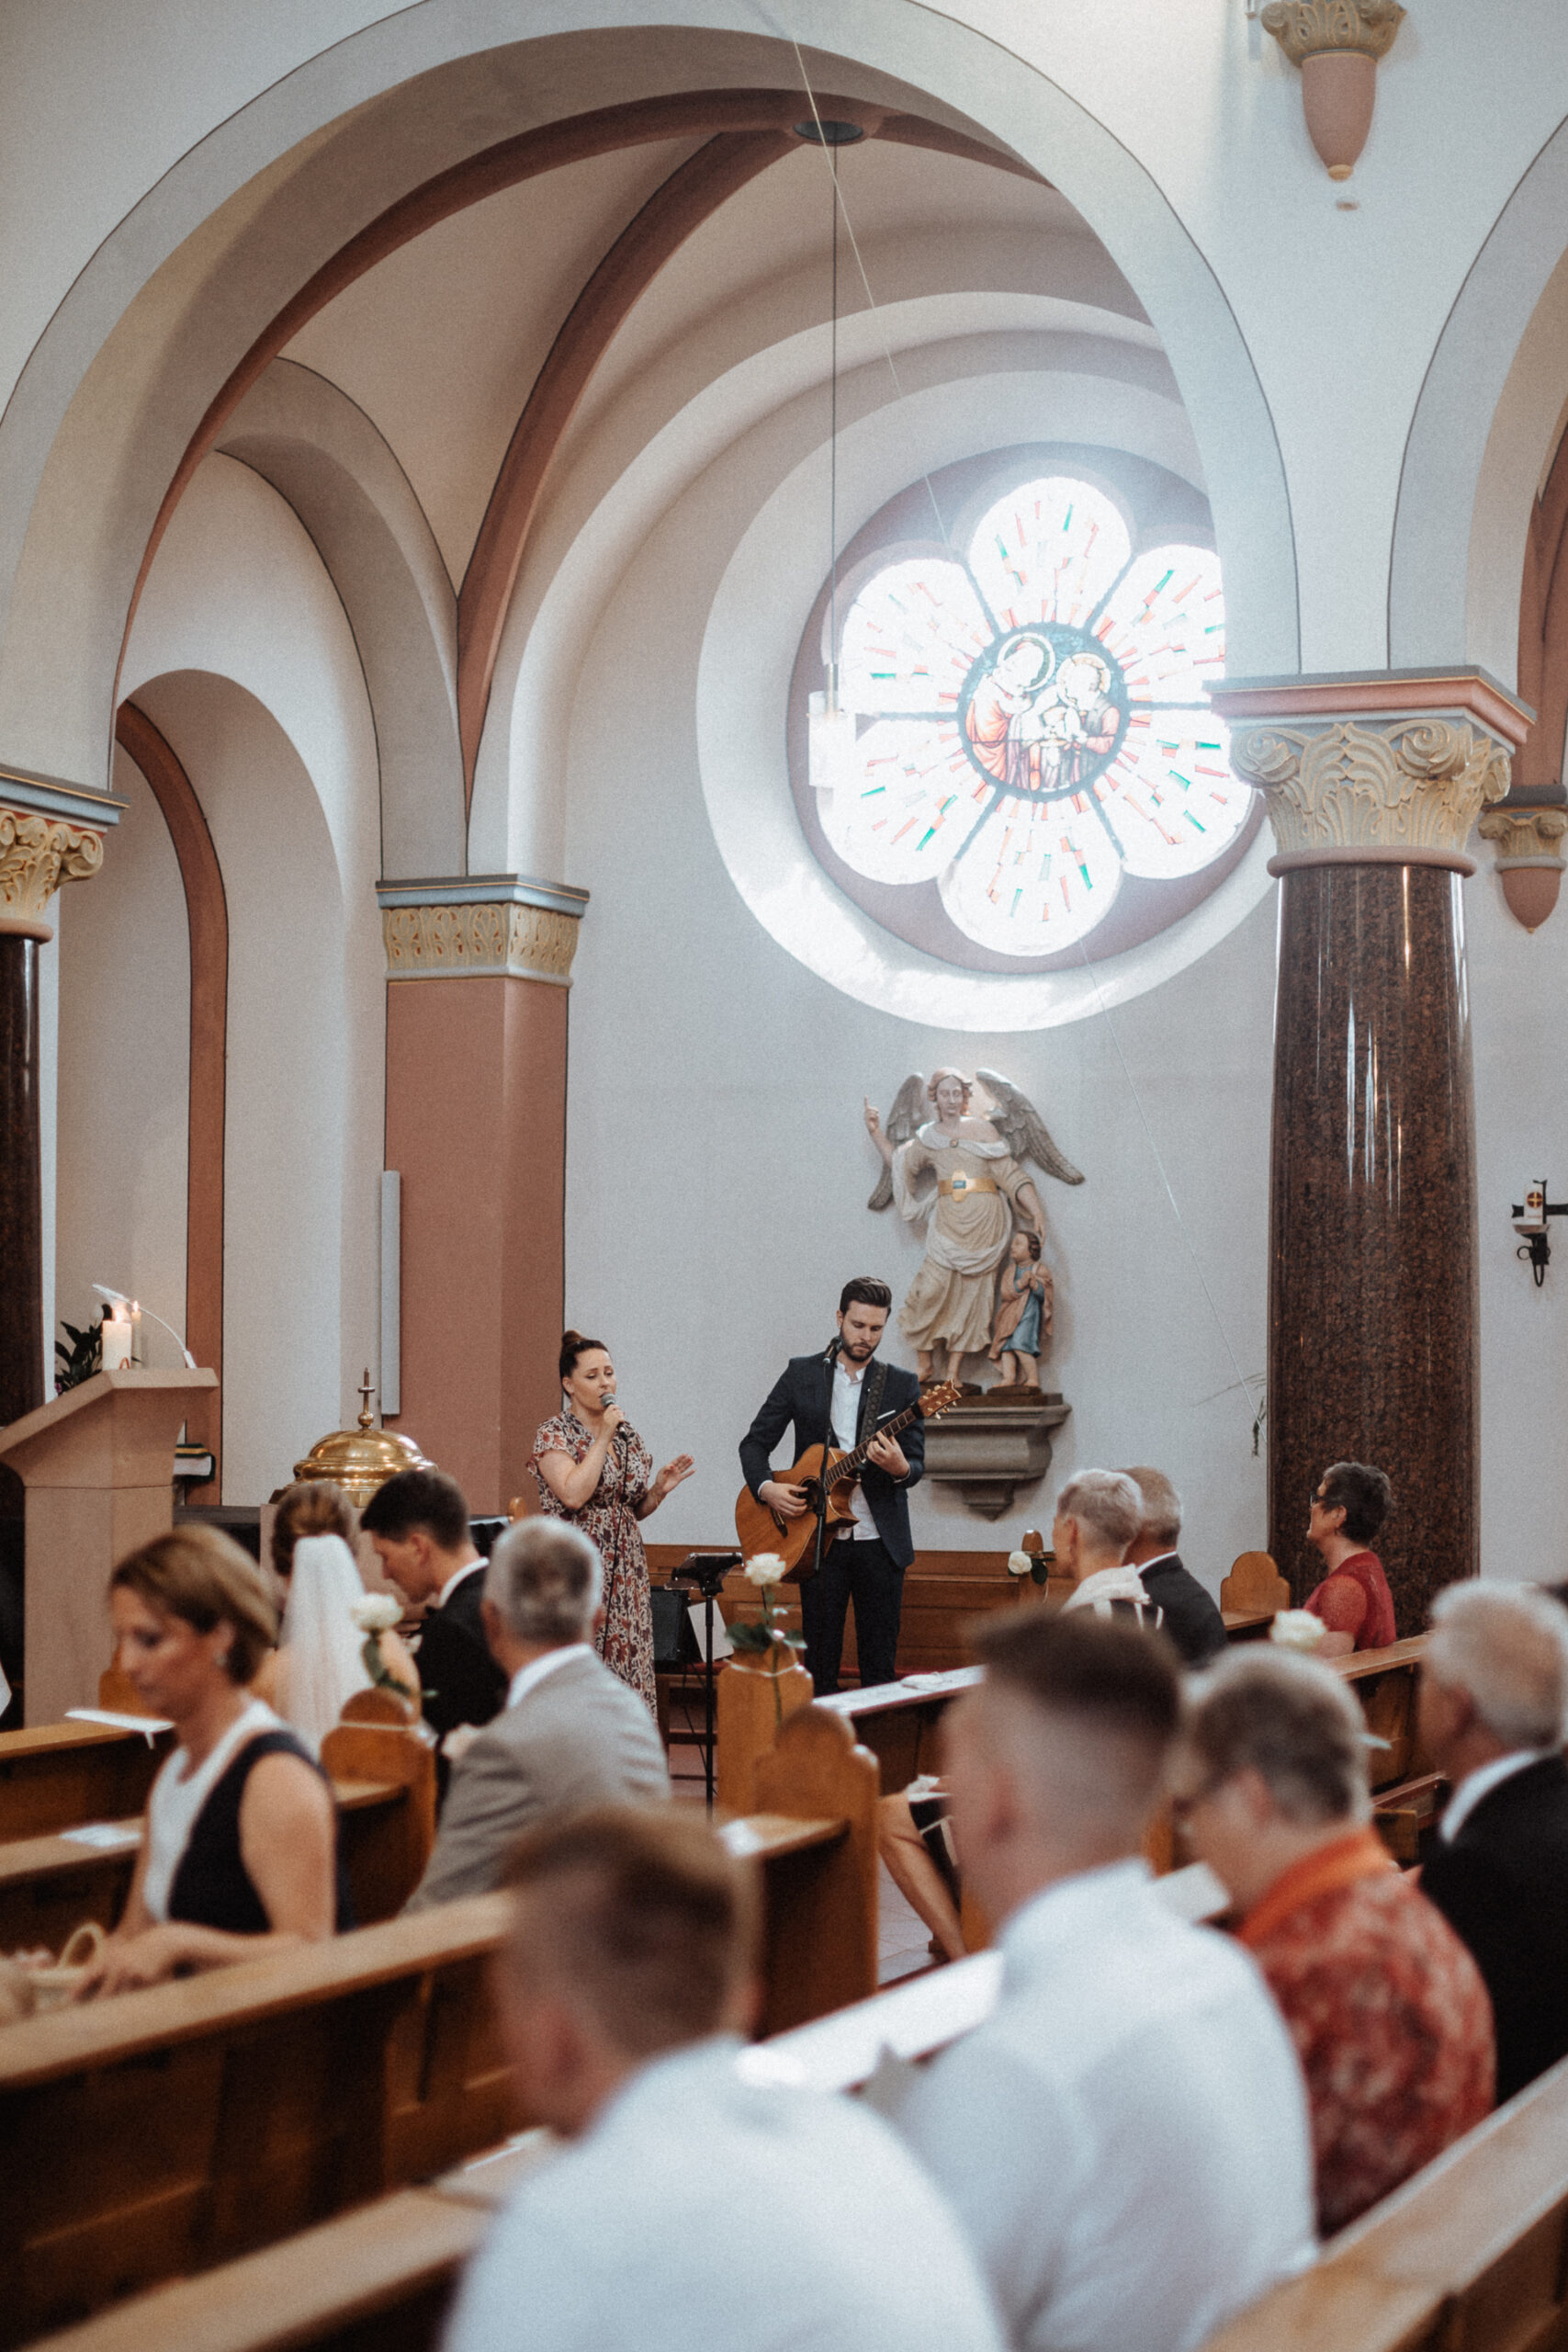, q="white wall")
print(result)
[561,462,1275,1596]
[52,750,190,1366]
